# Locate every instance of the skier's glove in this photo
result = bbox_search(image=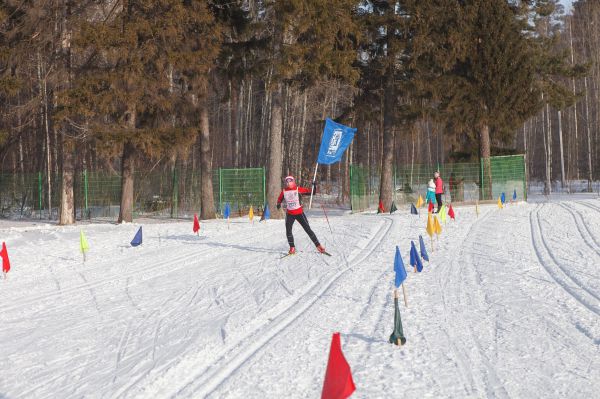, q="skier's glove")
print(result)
[276,203,281,210]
